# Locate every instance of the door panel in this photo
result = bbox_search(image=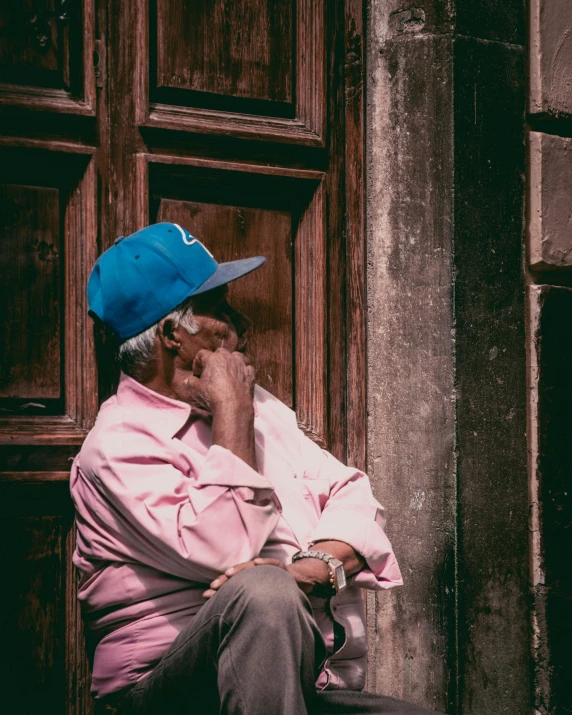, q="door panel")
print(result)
[148,158,327,444]
[144,0,324,144]
[0,147,97,440]
[0,1,365,711]
[158,198,294,406]
[0,515,67,711]
[1,184,61,400]
[0,146,97,712]
[0,0,95,113]
[155,0,293,105]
